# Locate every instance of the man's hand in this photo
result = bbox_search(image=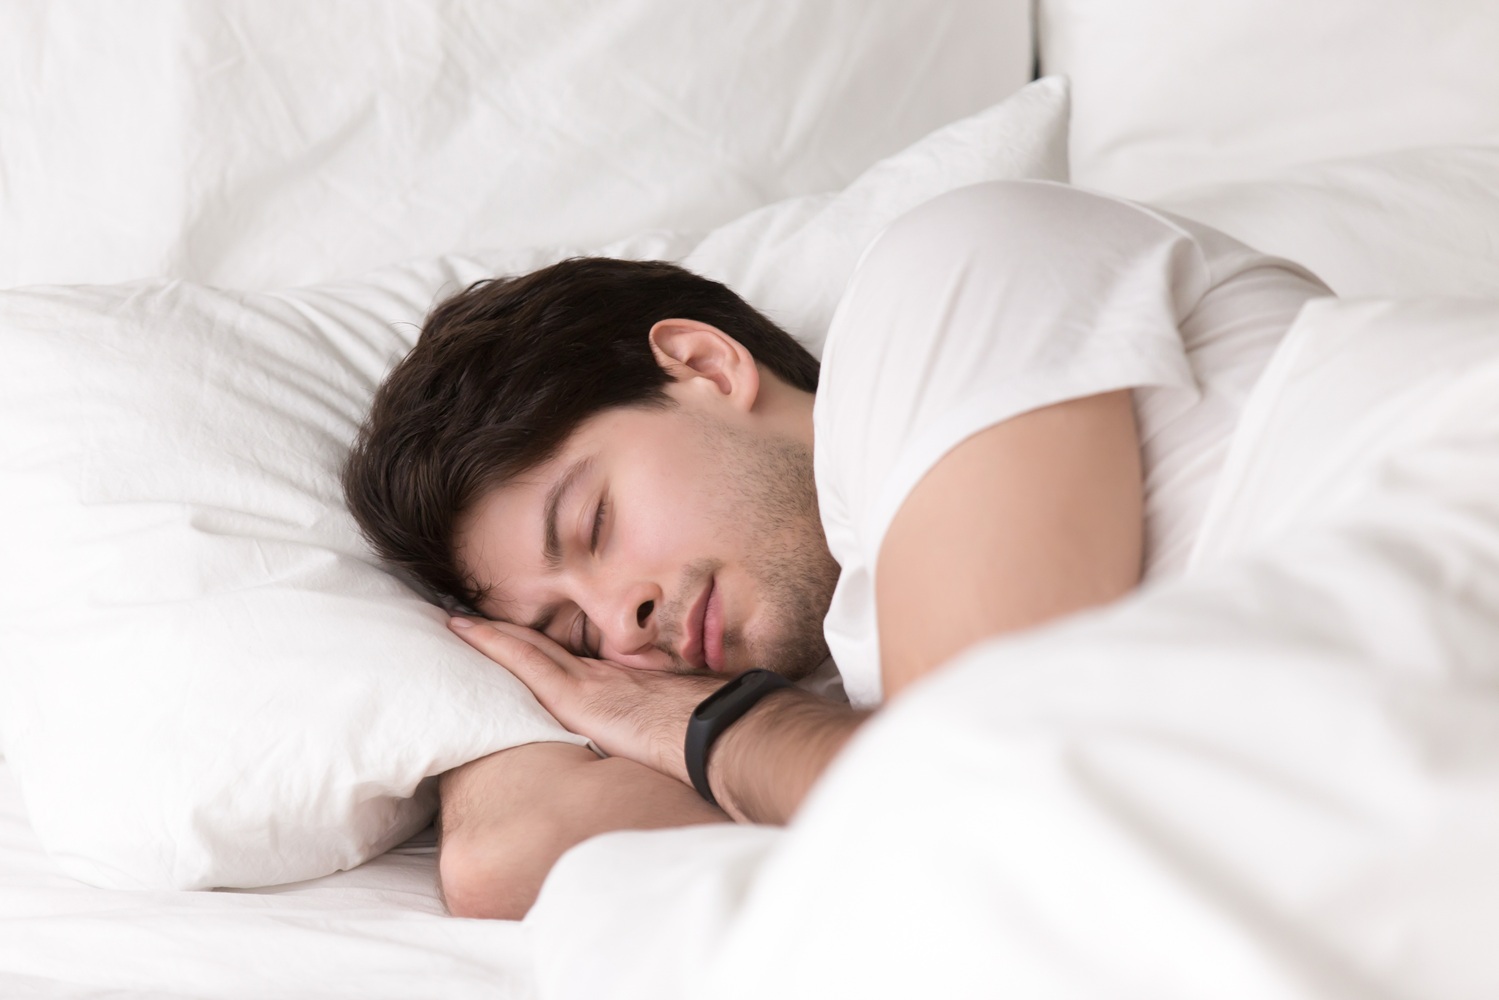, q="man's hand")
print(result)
[449,616,866,824]
[448,617,721,784]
